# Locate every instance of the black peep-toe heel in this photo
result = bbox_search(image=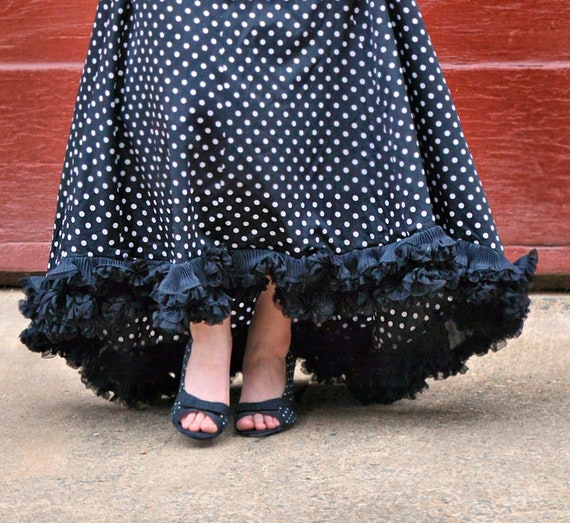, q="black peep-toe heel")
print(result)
[171,341,231,441]
[234,351,298,437]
